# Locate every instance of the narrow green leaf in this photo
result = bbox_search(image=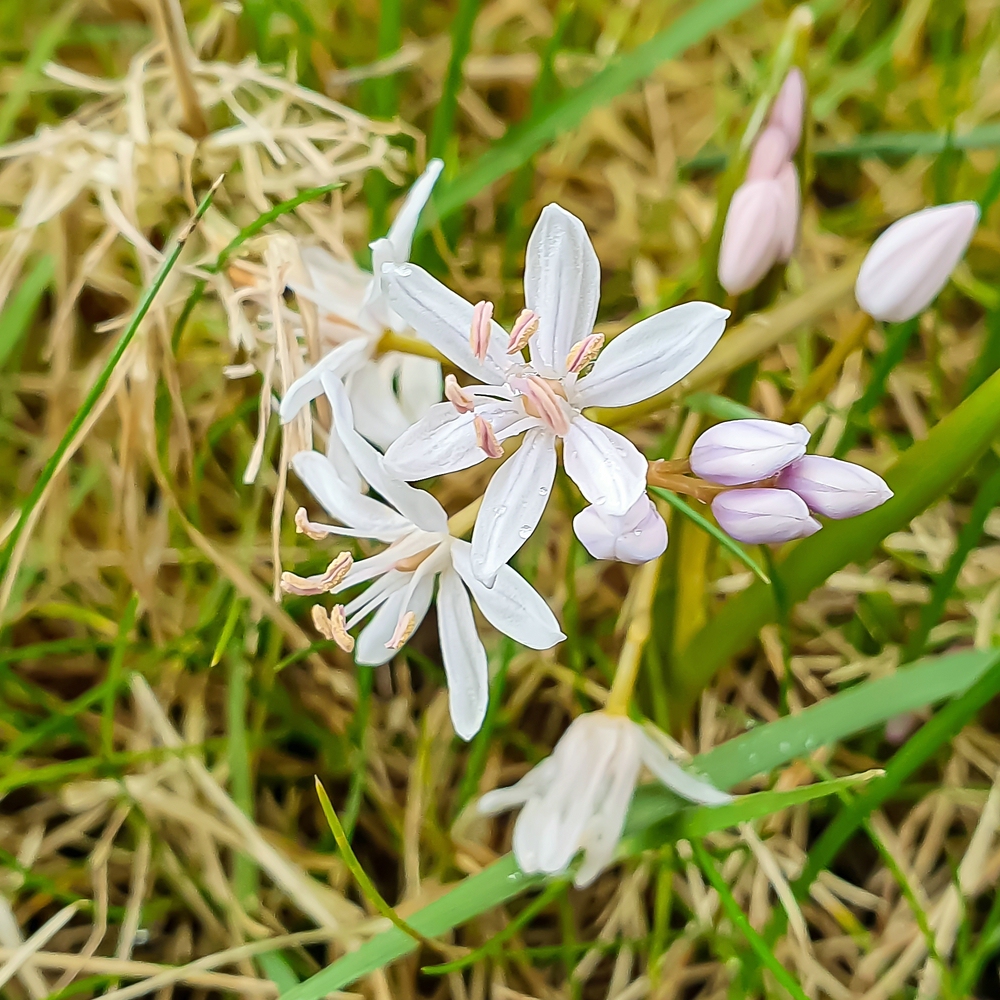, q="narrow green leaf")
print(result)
[0,254,53,369]
[428,0,481,160]
[649,487,770,584]
[101,594,137,760]
[257,953,300,993]
[674,363,1000,710]
[683,392,760,421]
[428,0,761,222]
